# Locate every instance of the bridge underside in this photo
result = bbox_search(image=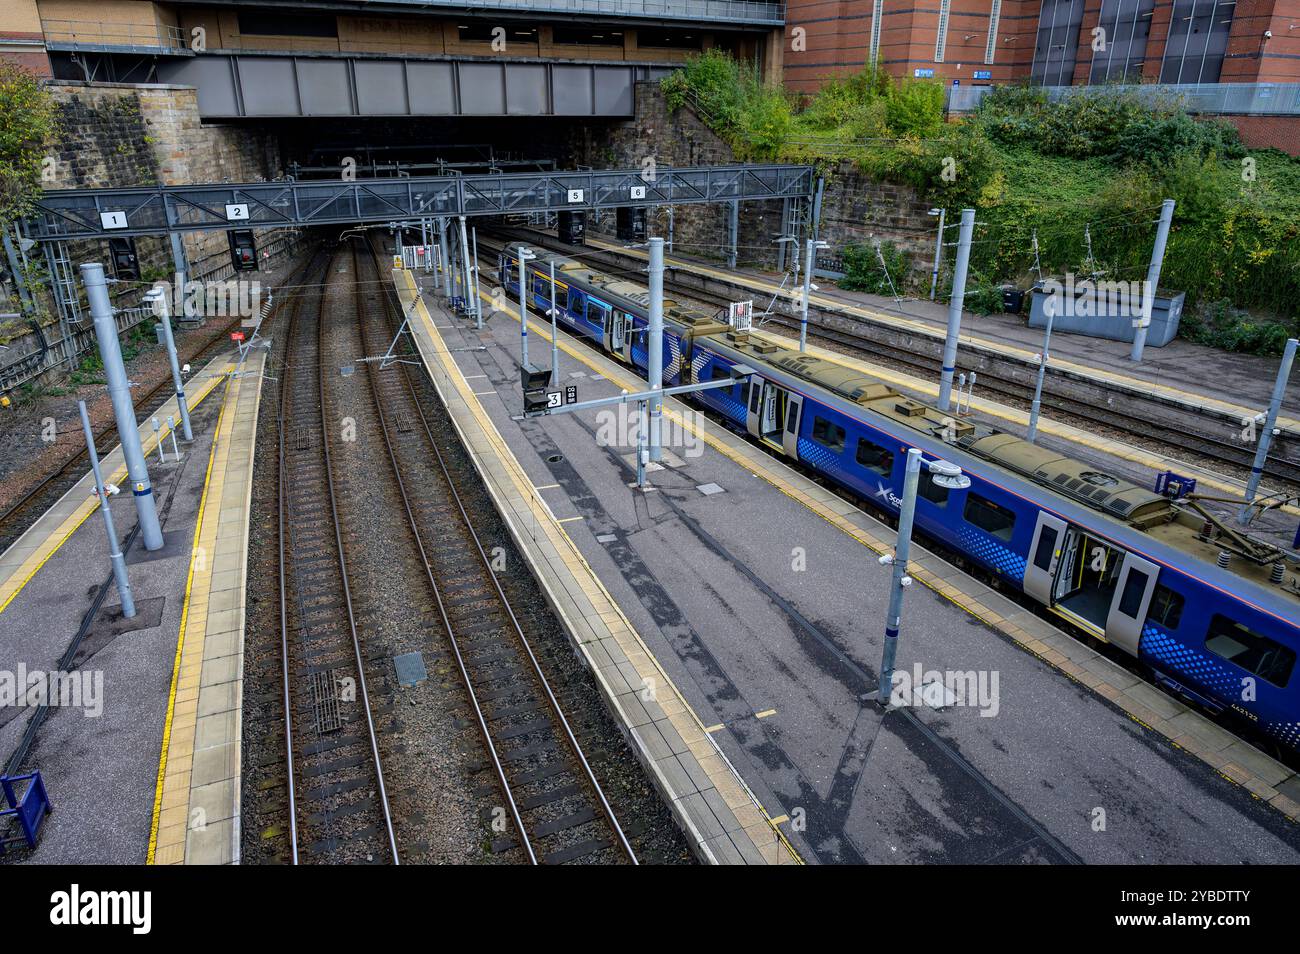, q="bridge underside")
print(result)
[155,54,670,119]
